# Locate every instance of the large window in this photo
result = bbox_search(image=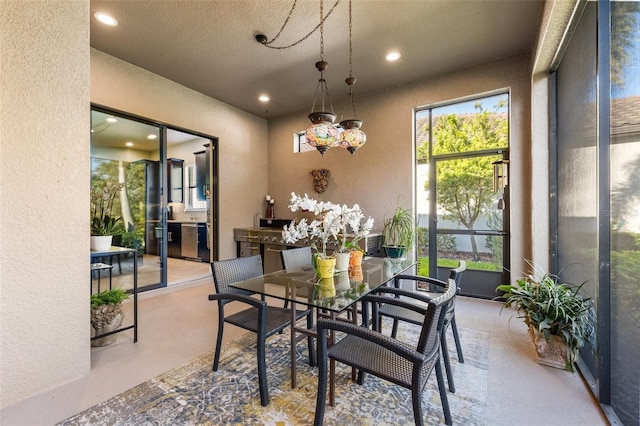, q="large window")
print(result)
[415,93,510,298]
